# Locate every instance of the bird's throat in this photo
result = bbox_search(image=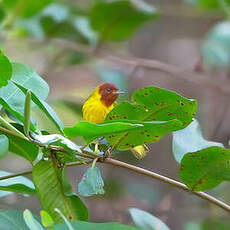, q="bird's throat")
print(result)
[100,94,118,107]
